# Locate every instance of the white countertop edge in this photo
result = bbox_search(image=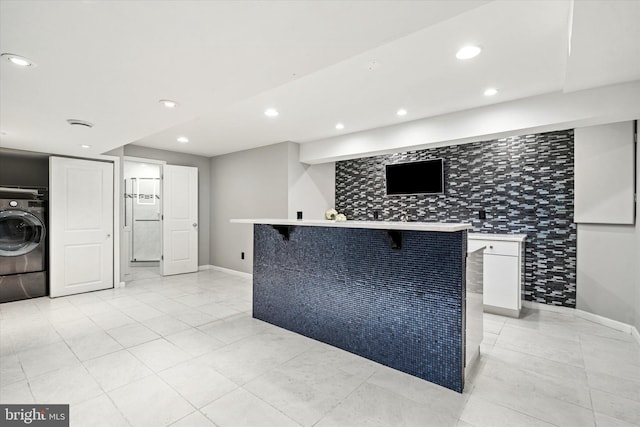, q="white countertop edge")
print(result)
[468,233,527,242]
[230,218,471,232]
